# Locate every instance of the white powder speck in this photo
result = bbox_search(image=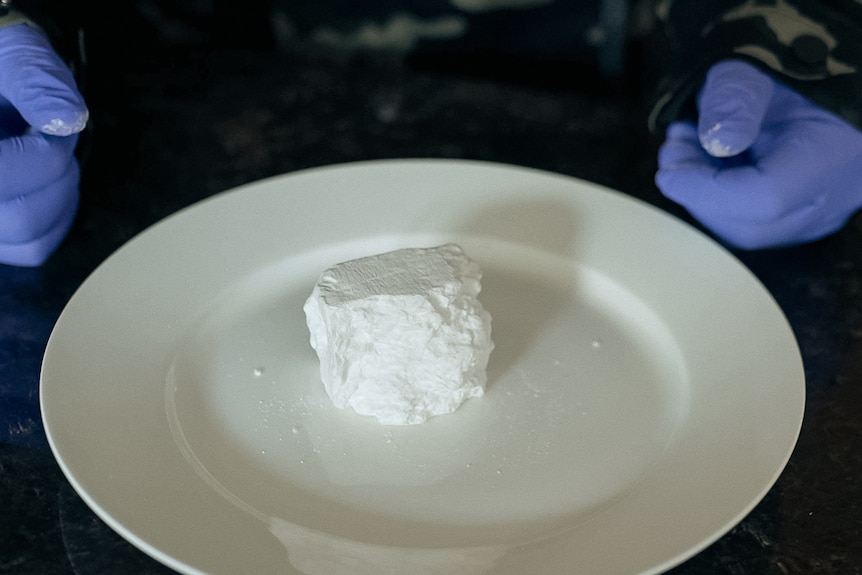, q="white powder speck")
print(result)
[700,123,737,157]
